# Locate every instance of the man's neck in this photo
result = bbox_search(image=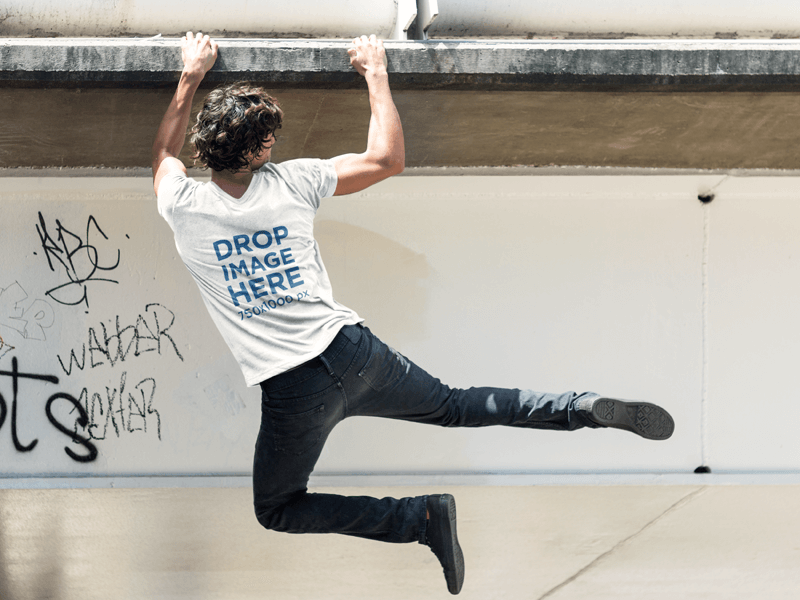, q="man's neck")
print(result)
[211,168,254,199]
